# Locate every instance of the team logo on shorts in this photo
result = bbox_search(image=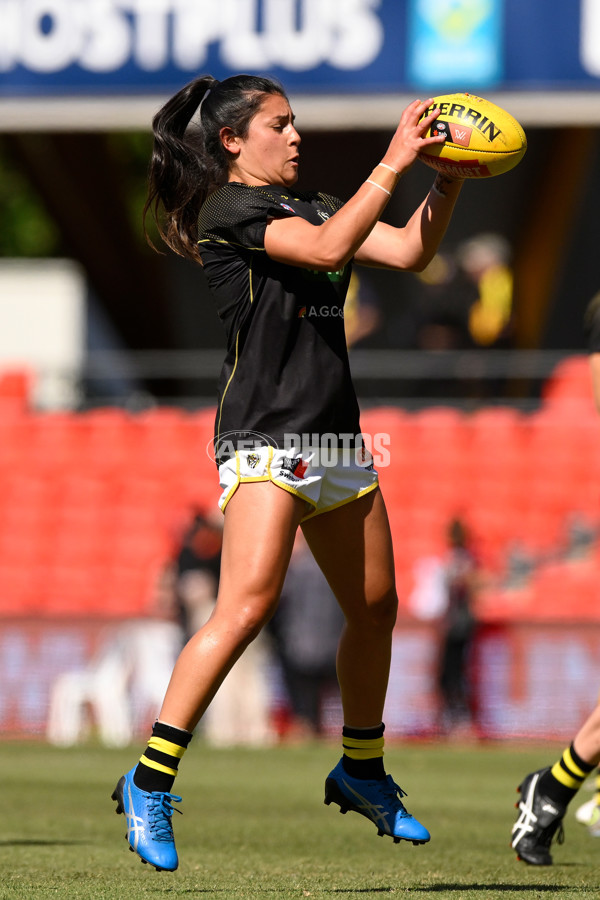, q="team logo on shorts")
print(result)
[246,453,261,469]
[281,456,309,479]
